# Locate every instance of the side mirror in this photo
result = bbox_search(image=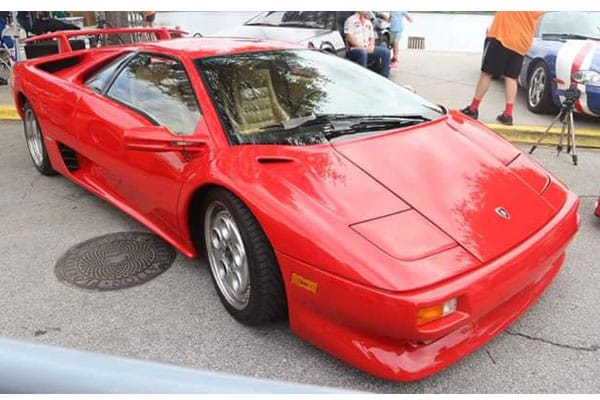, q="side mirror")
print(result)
[123,126,209,152]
